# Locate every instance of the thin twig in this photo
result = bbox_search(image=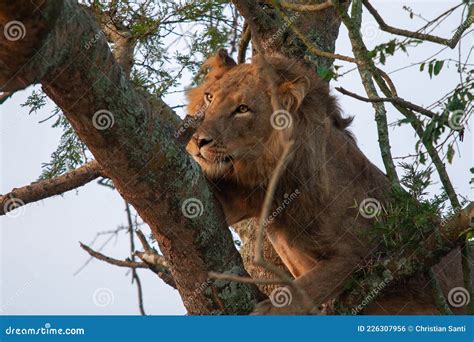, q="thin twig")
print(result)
[335,87,435,118]
[362,0,474,49]
[74,226,128,275]
[135,228,152,252]
[125,202,146,316]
